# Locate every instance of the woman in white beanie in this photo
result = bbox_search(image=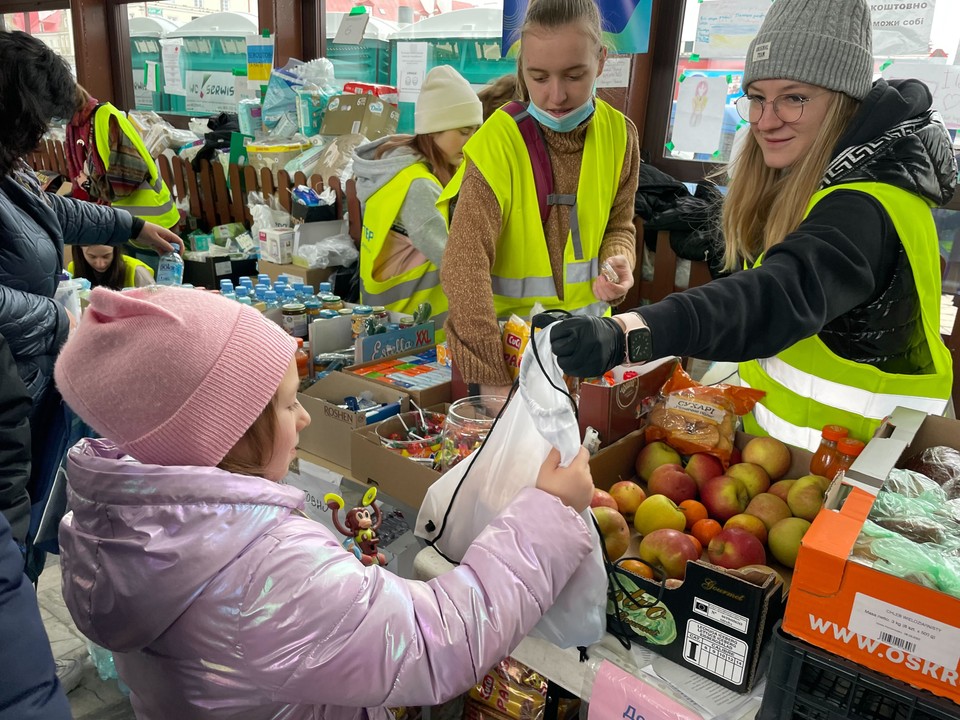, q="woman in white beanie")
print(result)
[353,65,481,327]
[552,0,956,450]
[438,0,640,396]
